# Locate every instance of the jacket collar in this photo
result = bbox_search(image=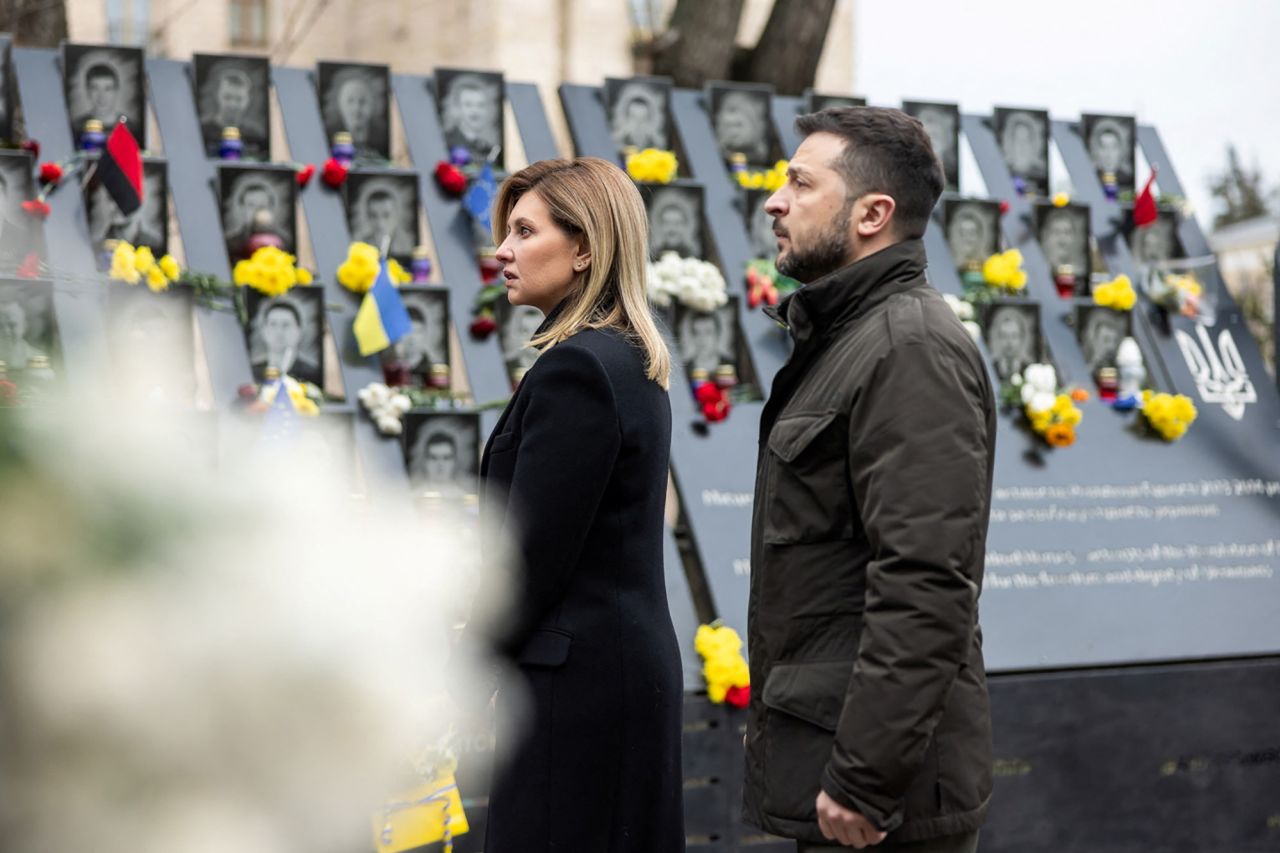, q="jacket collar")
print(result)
[534,297,570,337]
[763,239,928,345]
